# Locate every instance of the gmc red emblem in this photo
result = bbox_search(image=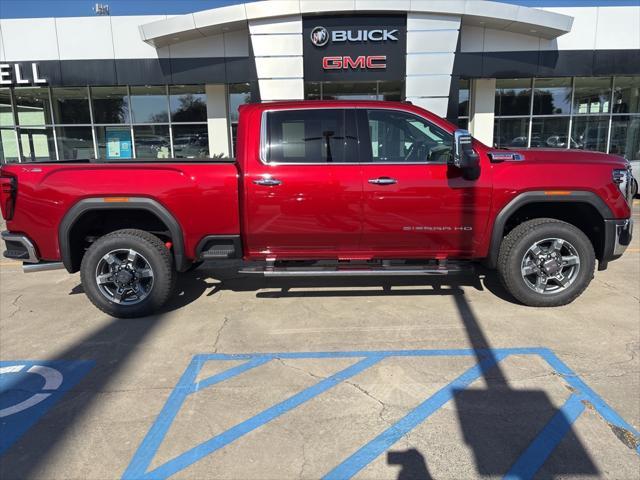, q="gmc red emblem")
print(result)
[322,55,387,70]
